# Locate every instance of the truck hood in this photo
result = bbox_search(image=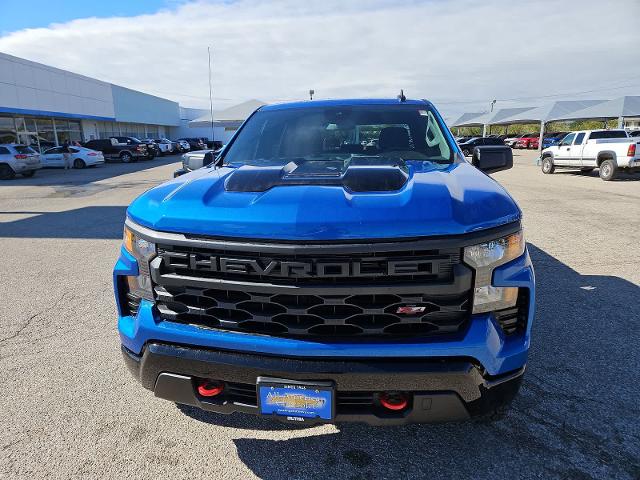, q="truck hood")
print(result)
[127,162,521,240]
